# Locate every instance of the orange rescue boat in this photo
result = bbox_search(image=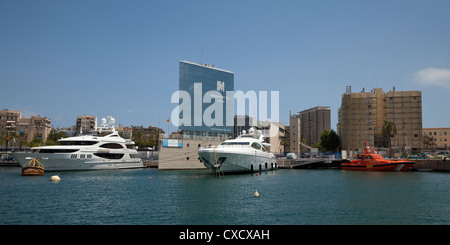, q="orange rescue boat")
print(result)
[341,142,415,171]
